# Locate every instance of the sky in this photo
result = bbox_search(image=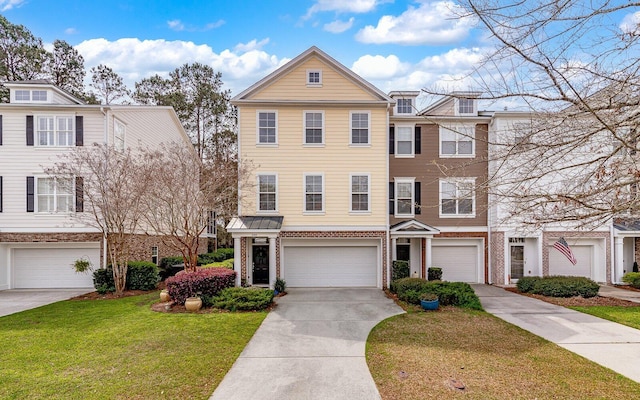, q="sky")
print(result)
[1,0,638,110]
